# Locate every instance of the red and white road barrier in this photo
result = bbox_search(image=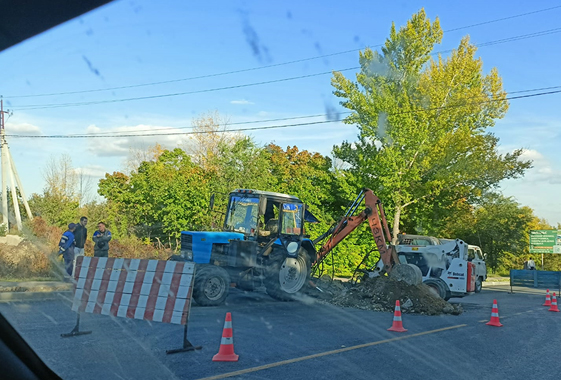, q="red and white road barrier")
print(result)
[63,256,201,354]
